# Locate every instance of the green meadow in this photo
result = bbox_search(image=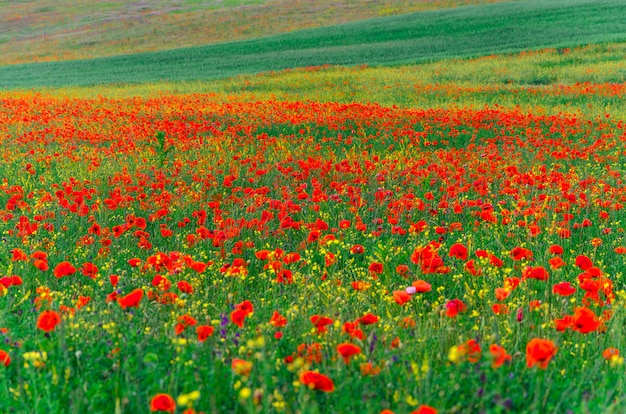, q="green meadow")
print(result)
[1,0,626,89]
